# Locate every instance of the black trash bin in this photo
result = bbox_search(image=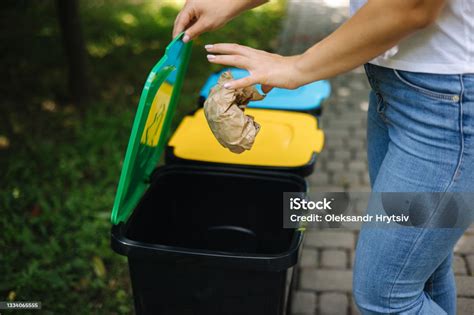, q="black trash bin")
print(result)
[110,35,306,315]
[112,165,305,315]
